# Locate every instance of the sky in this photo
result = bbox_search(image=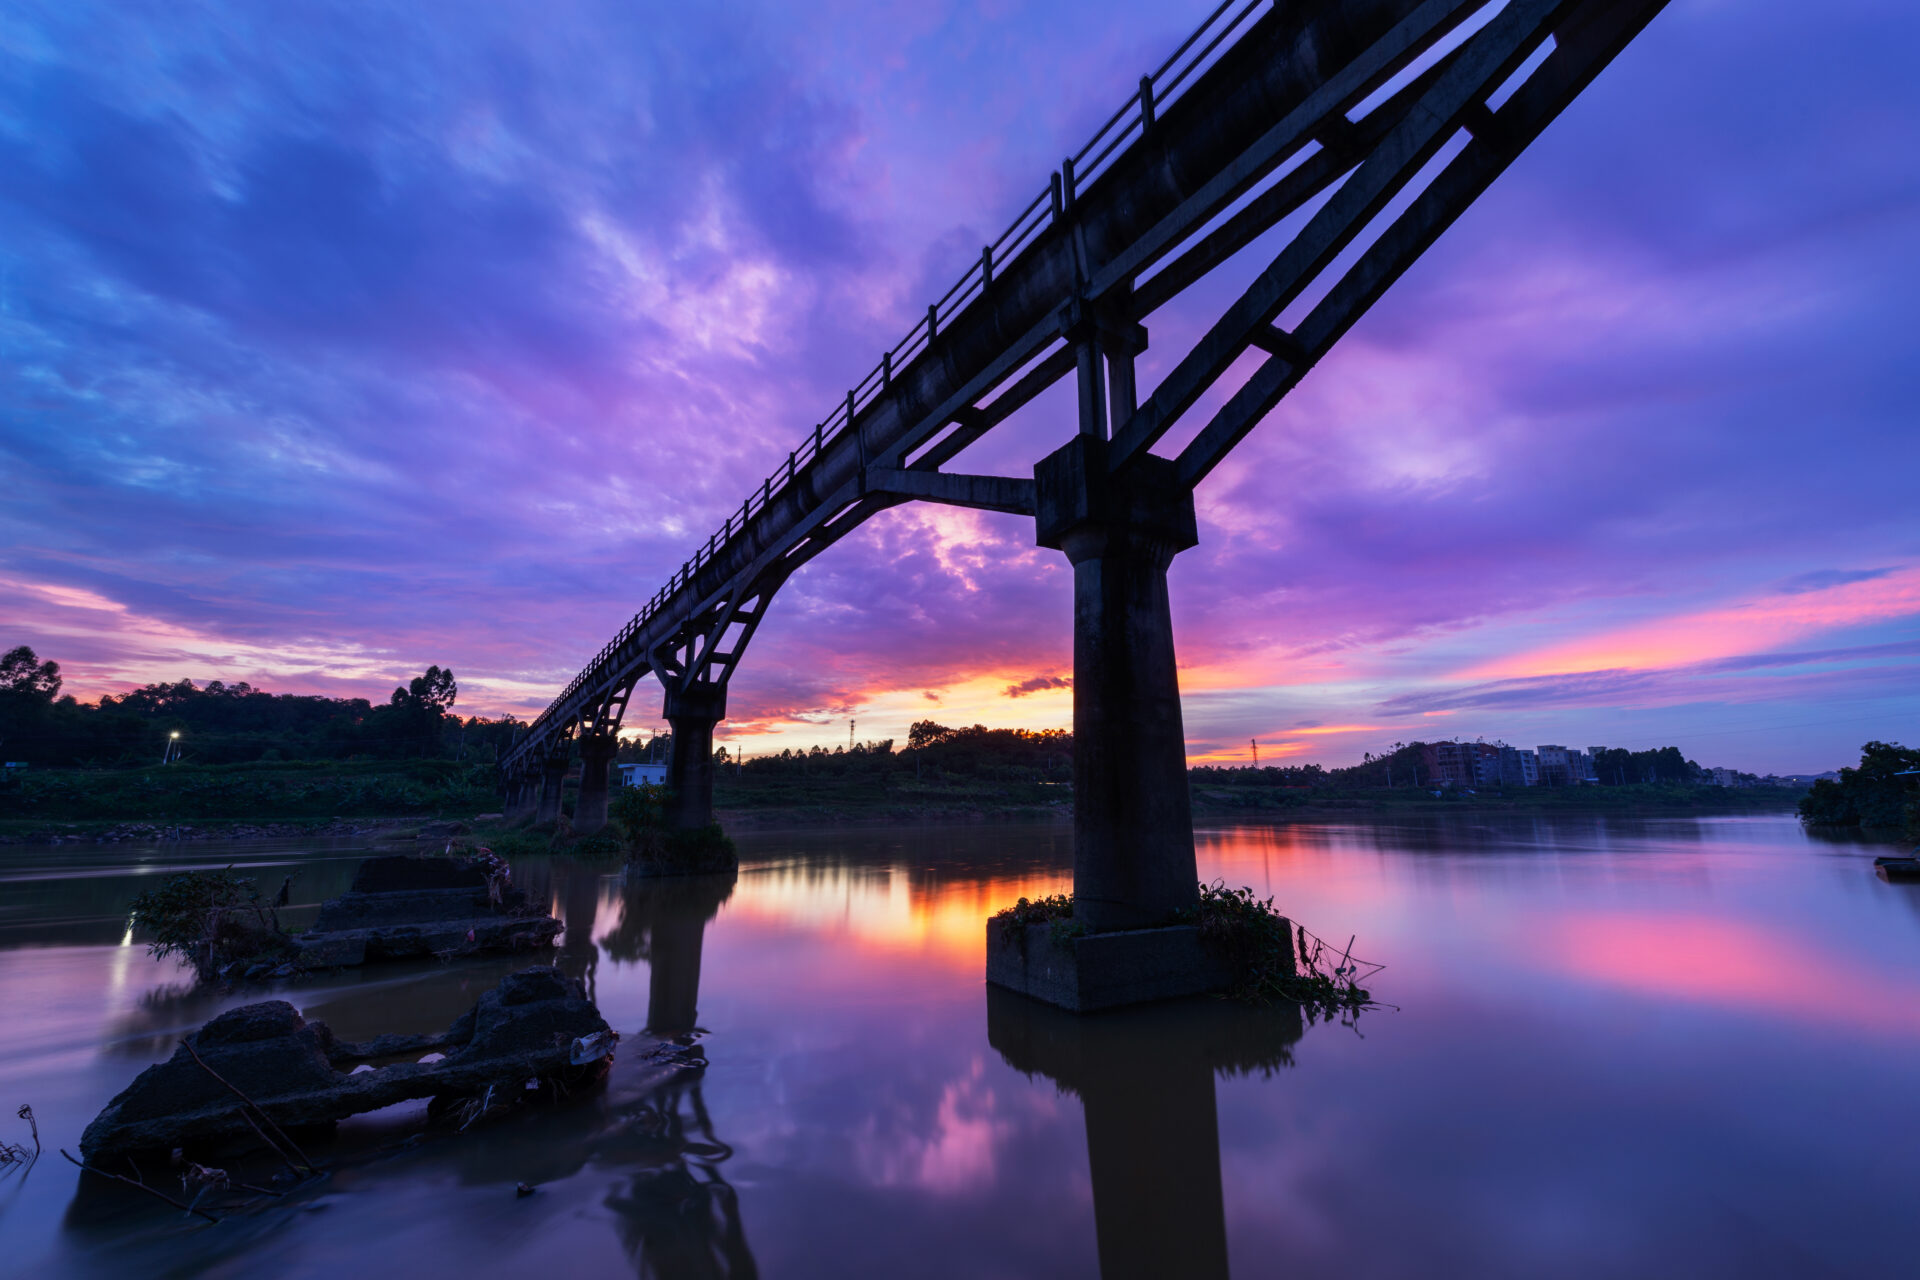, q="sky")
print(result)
[1,0,1916,775]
